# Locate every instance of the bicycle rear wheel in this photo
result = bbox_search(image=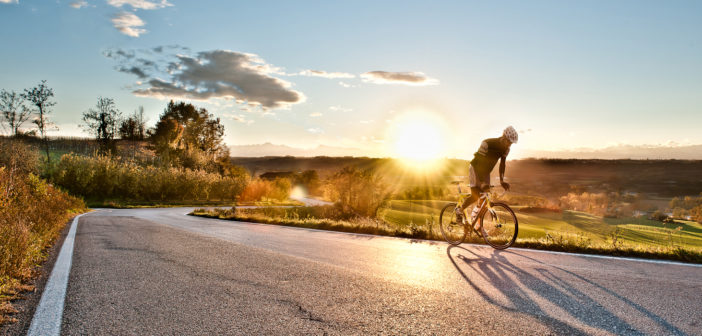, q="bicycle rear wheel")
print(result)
[439,203,467,245]
[480,202,518,249]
